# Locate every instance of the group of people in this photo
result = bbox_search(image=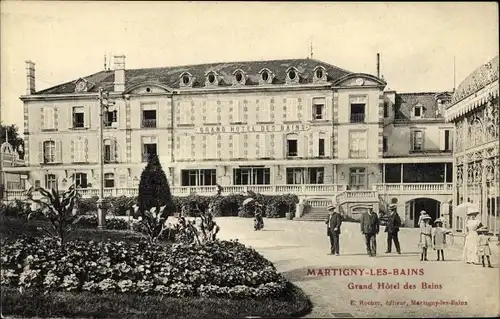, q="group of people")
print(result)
[325,203,402,257]
[325,203,496,266]
[462,208,496,268]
